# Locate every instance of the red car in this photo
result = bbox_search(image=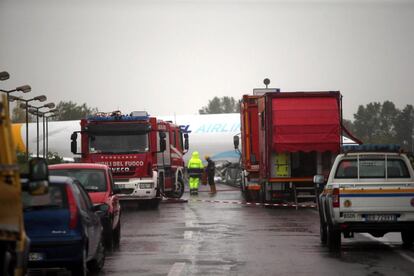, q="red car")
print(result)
[49,163,122,251]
